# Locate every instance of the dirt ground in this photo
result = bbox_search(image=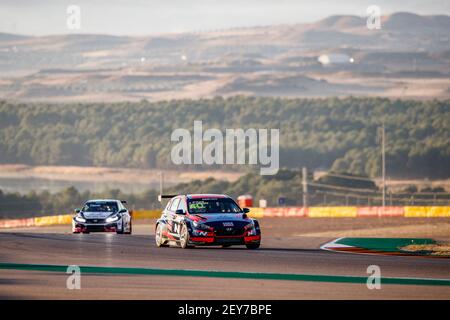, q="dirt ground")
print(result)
[0,164,243,184]
[2,165,448,192]
[402,243,450,255]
